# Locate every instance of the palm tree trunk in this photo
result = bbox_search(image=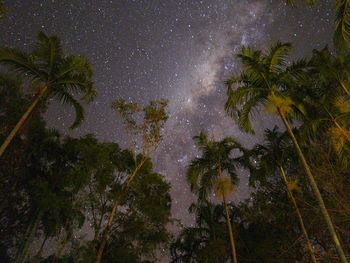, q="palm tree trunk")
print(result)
[279,166,318,263]
[222,193,238,263]
[96,158,146,263]
[219,167,238,263]
[16,210,43,263]
[0,86,47,157]
[277,109,348,263]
